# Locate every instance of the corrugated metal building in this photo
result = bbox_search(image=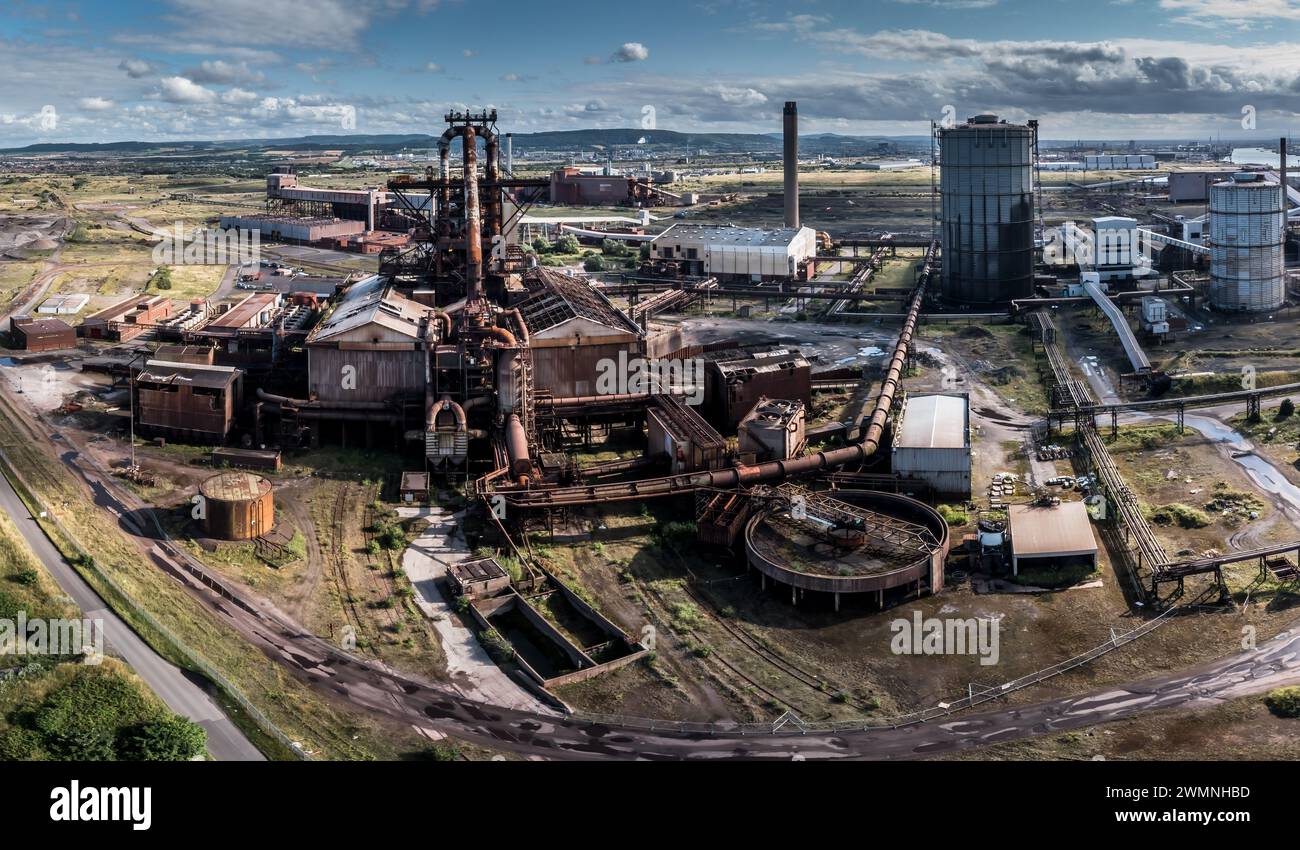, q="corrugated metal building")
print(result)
[1008,501,1097,576]
[306,275,434,404]
[518,268,642,399]
[10,316,76,352]
[646,394,726,473]
[1168,169,1238,204]
[133,359,243,443]
[650,224,817,281]
[891,392,971,497]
